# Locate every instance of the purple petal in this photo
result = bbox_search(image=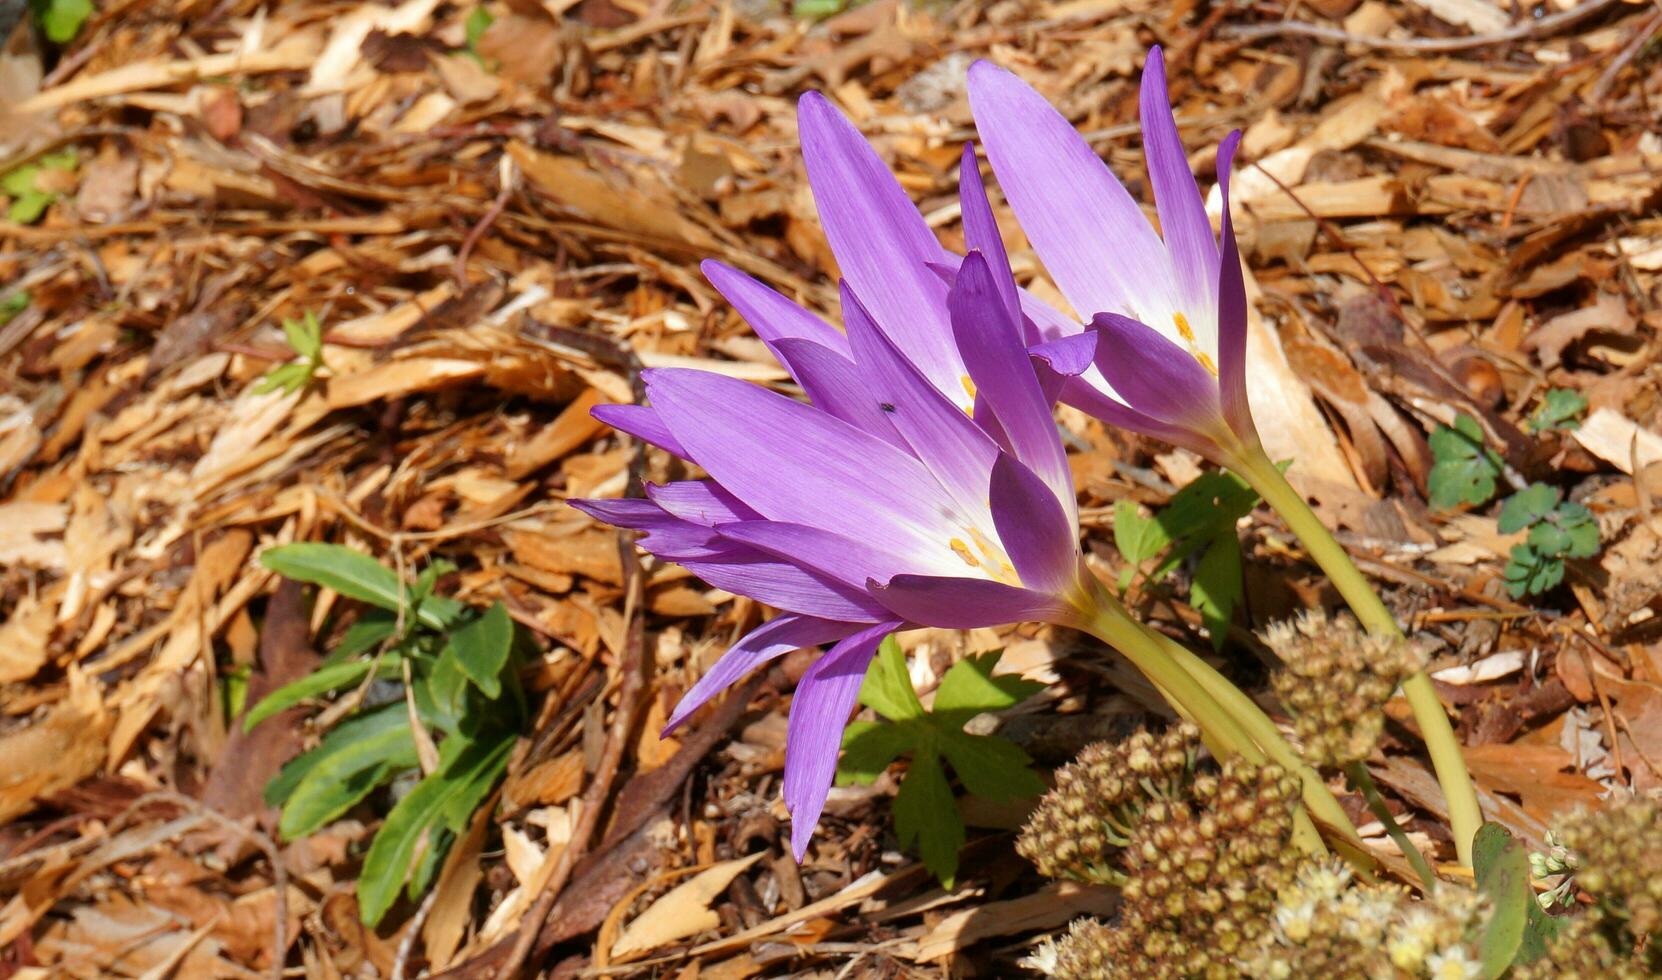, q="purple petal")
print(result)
[643,368,960,563]
[702,260,849,356]
[680,548,888,622]
[1055,373,1225,459]
[666,614,860,734]
[957,145,1018,321]
[797,93,964,402]
[592,403,687,458]
[771,338,905,447]
[785,620,897,858]
[573,495,887,619]
[967,61,1176,328]
[646,479,760,526]
[567,497,725,560]
[840,282,999,517]
[1090,312,1223,432]
[951,252,1074,520]
[870,574,1077,629]
[988,453,1078,595]
[1213,131,1255,444]
[1140,46,1218,322]
[714,519,915,590]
